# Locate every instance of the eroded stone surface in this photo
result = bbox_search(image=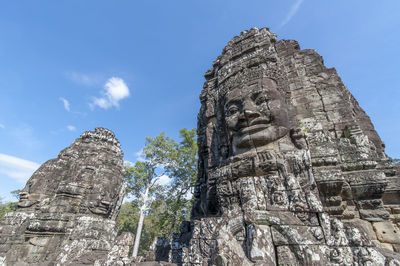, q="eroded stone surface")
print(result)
[0,128,129,265]
[170,28,400,265]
